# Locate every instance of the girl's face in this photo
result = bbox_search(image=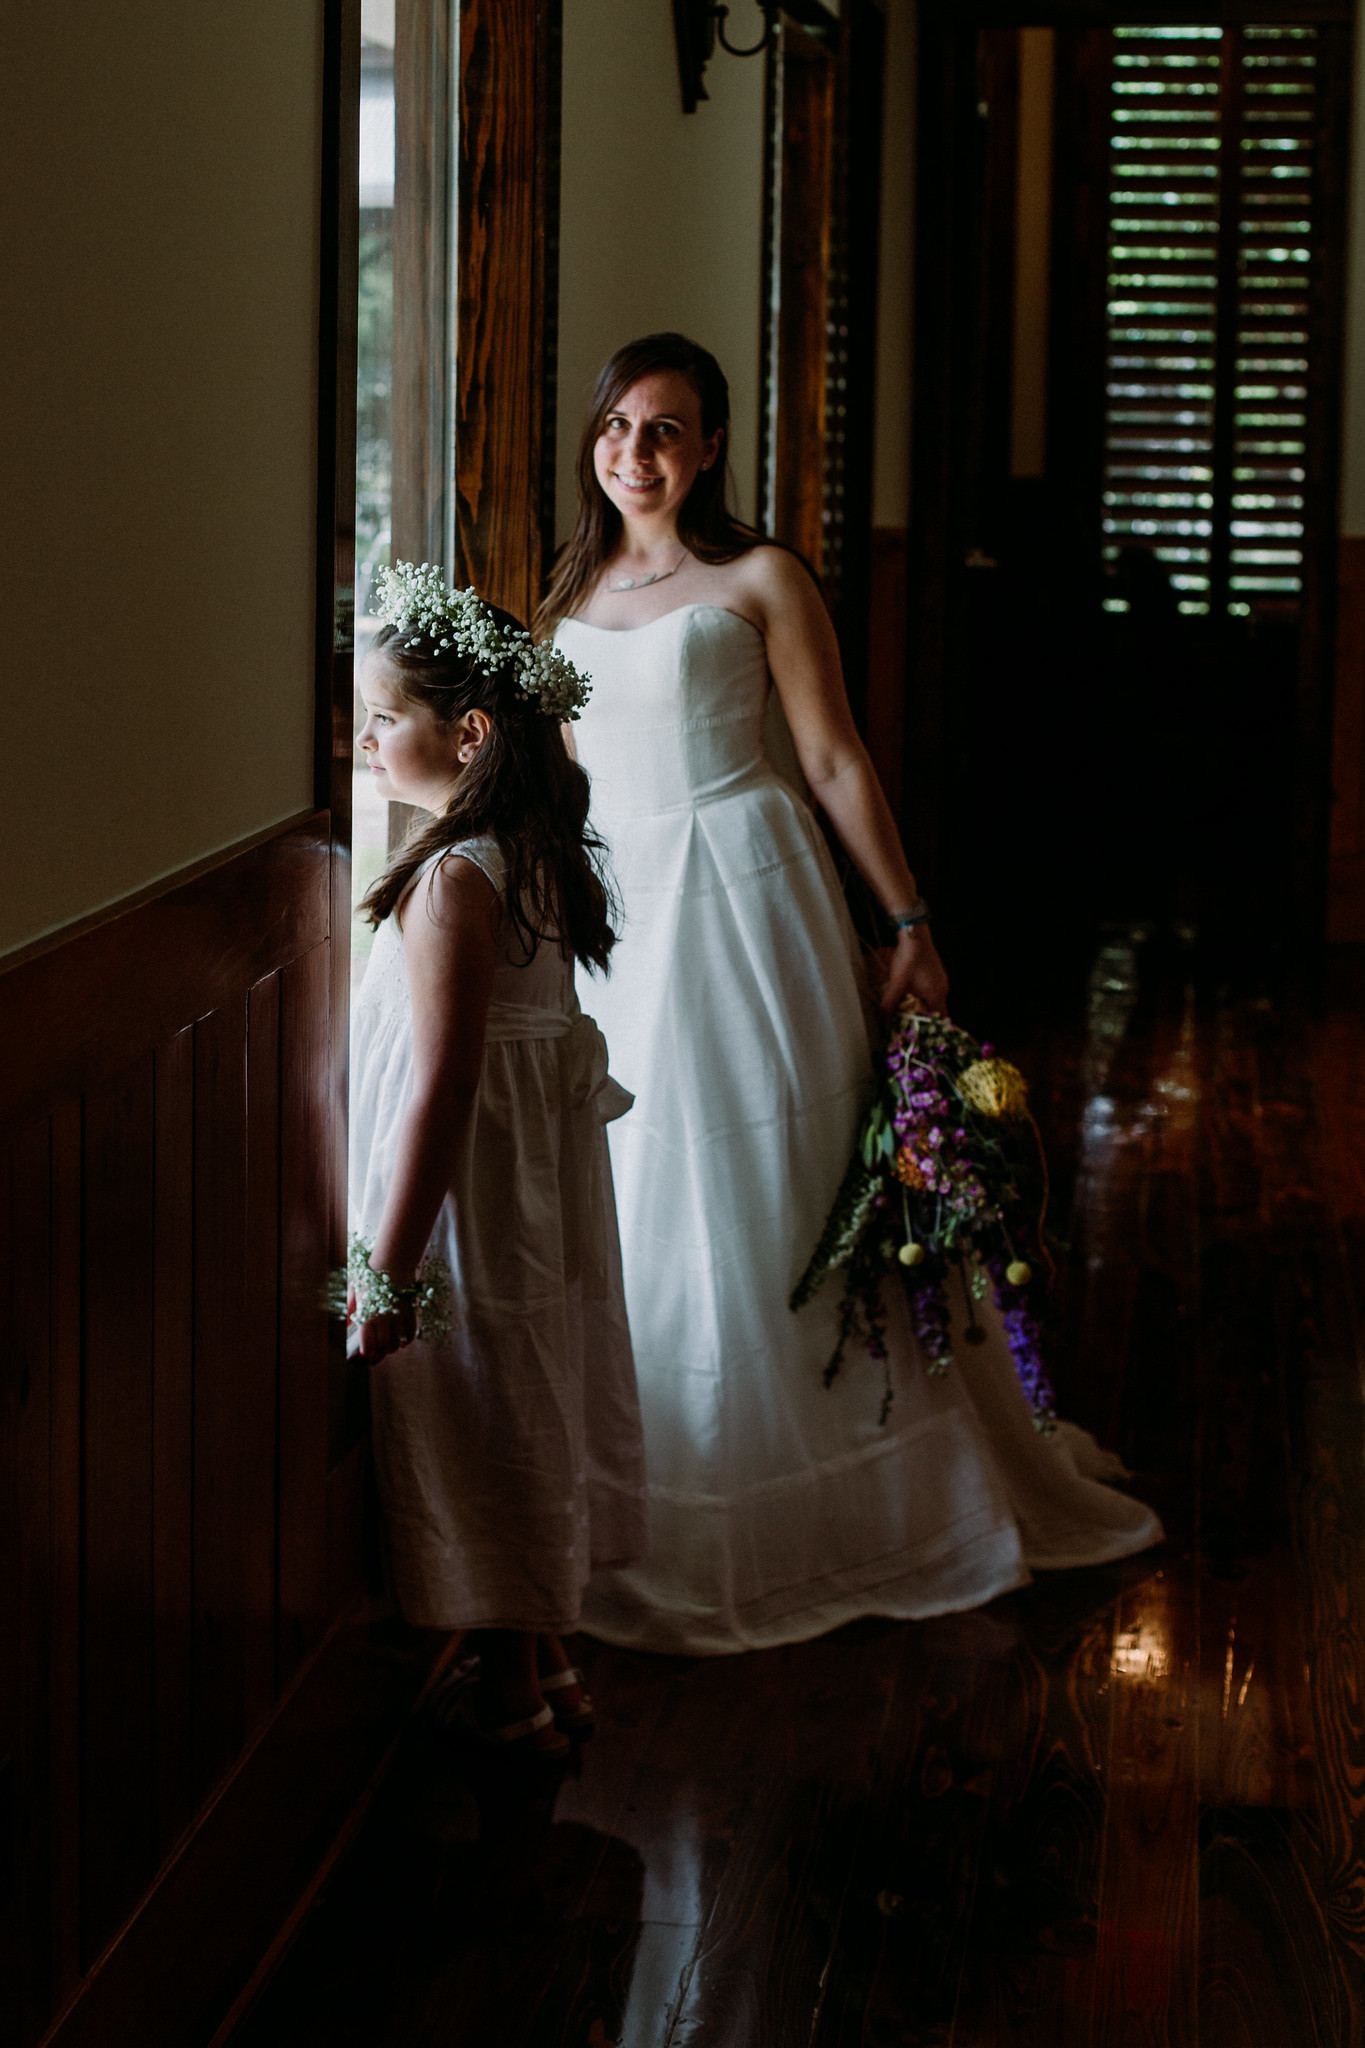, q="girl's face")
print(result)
[592,370,724,531]
[357,652,481,811]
